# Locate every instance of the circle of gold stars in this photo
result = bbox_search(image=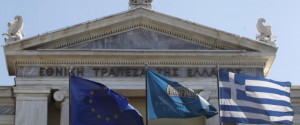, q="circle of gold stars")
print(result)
[88,85,122,123]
